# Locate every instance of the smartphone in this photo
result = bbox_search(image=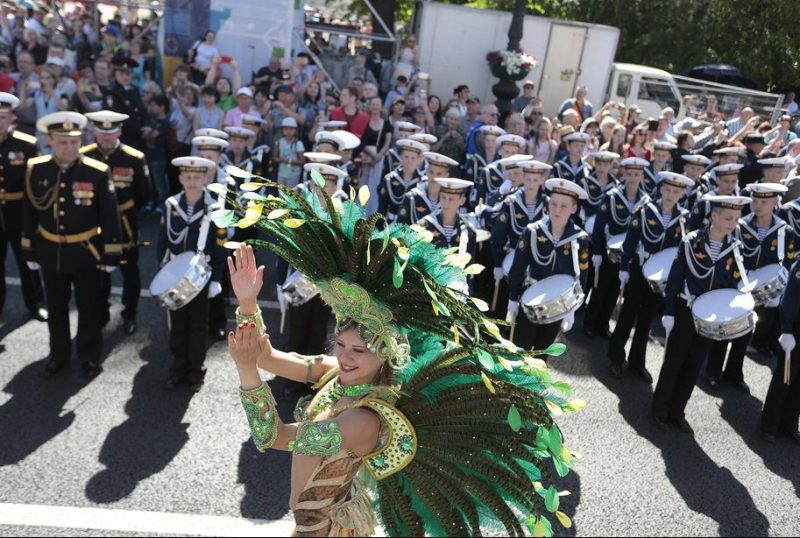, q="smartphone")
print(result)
[648,120,659,131]
[27,81,40,90]
[220,56,232,63]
